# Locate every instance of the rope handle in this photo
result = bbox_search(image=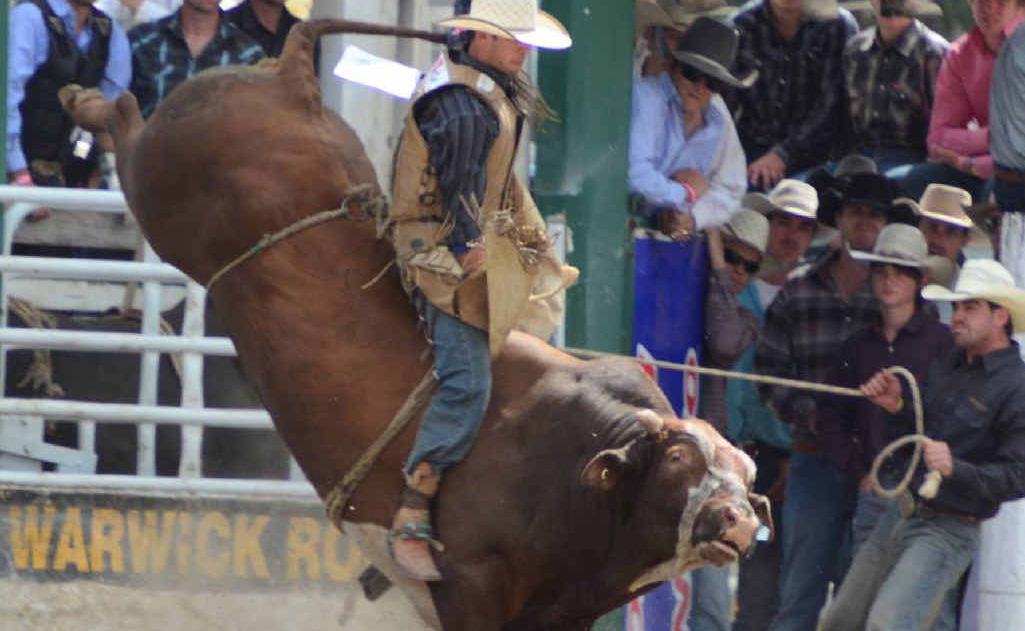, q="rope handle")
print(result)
[563,348,936,501]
